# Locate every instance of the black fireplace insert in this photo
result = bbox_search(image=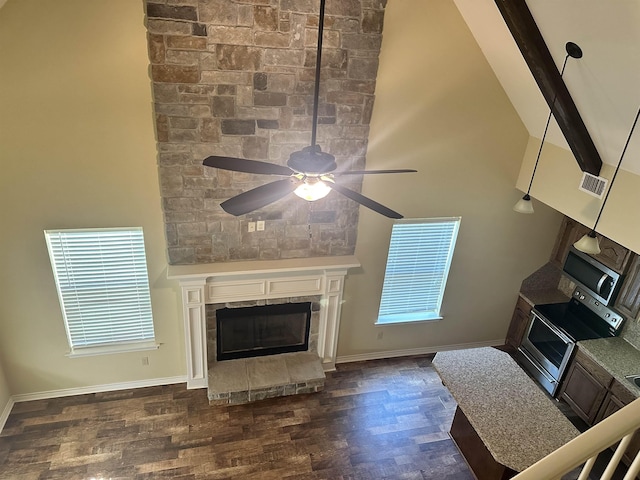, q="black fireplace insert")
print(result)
[216,302,312,361]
